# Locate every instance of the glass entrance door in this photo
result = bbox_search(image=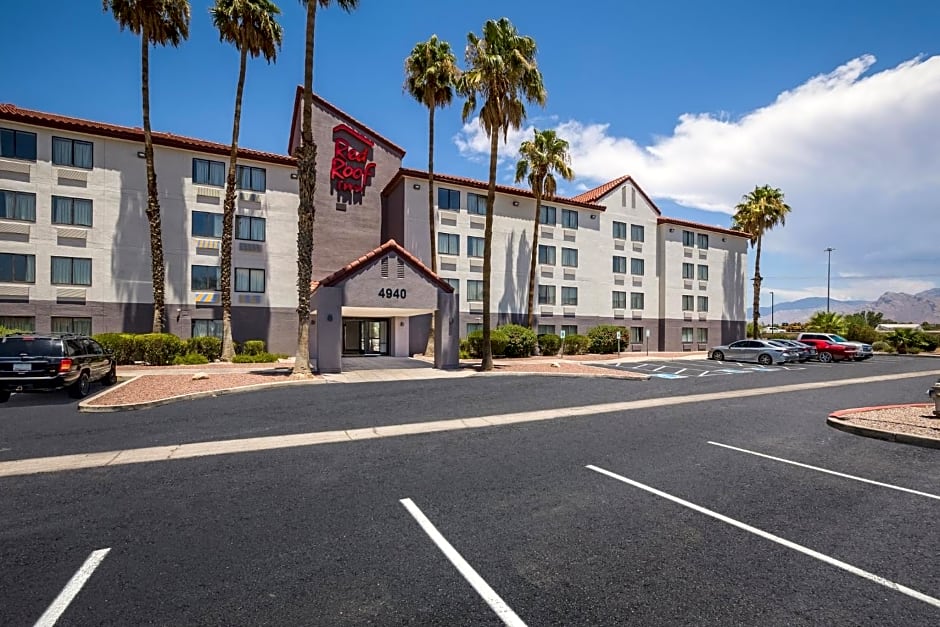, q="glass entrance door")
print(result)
[342,319,389,355]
